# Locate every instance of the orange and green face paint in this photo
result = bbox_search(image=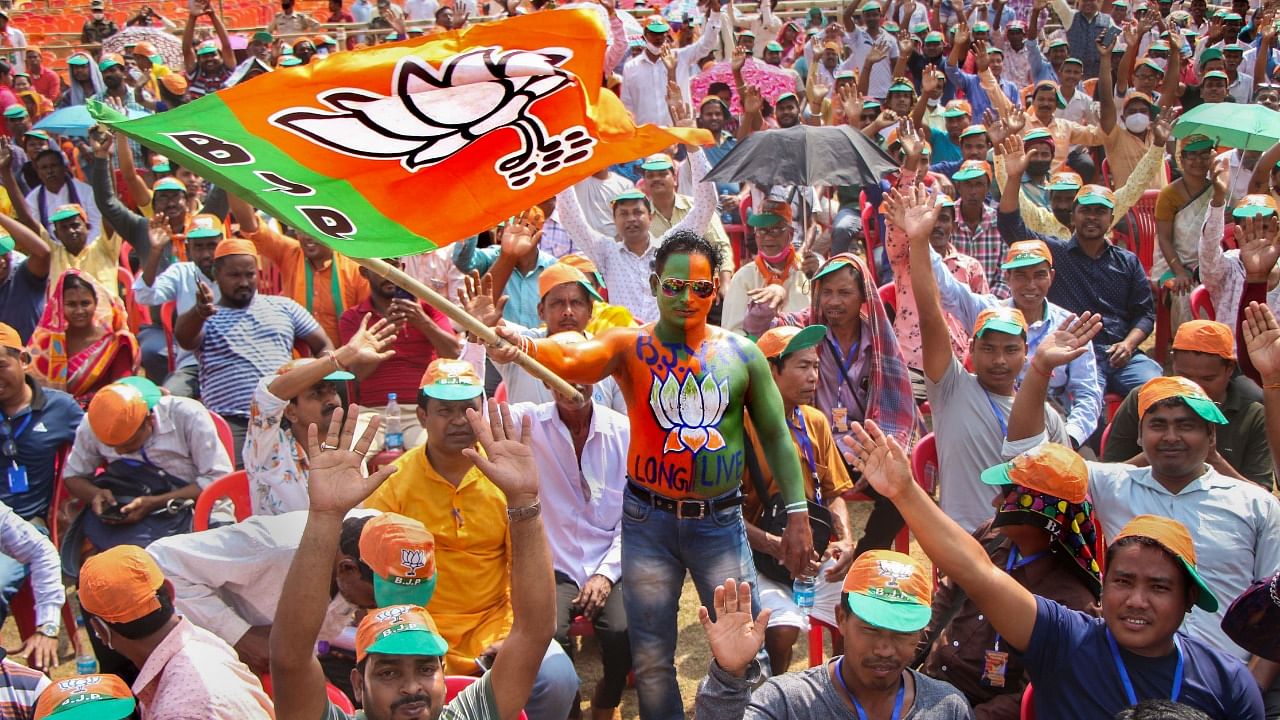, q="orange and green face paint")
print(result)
[651,252,718,338]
